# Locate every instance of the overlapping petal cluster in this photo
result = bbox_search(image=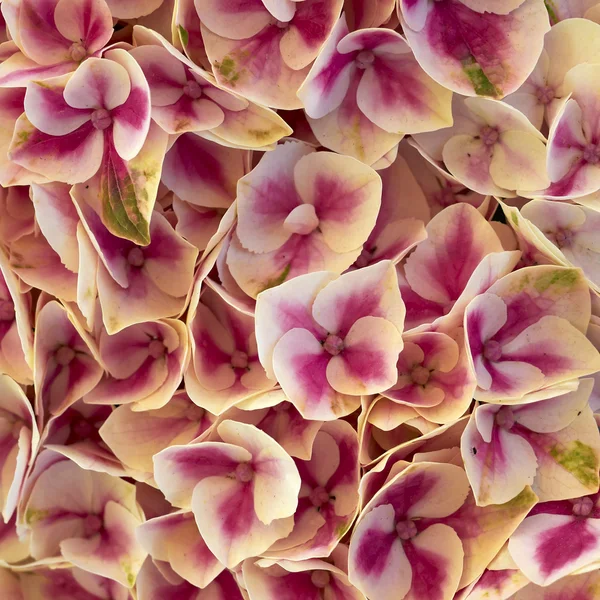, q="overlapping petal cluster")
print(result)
[0,1,598,599]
